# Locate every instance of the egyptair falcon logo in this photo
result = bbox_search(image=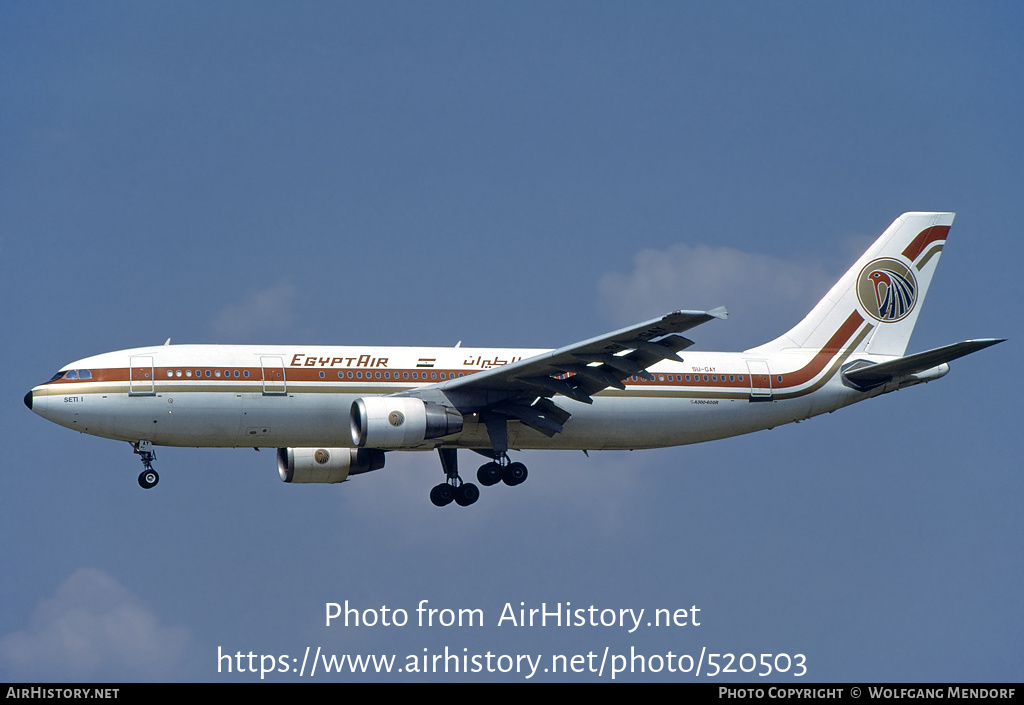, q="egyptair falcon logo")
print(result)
[857,258,918,322]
